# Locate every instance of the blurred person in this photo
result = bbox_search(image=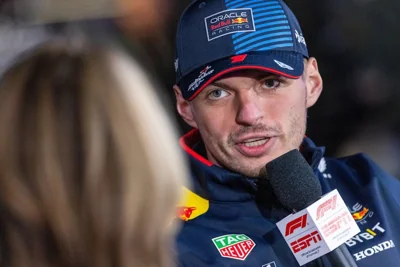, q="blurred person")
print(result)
[0,40,188,267]
[171,0,400,266]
